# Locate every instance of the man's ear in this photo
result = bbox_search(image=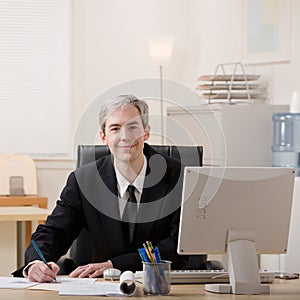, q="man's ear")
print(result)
[100,130,107,144]
[144,125,150,141]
